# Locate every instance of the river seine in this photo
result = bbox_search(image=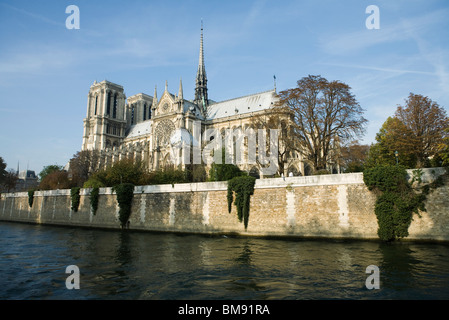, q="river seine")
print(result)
[1,221,449,300]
